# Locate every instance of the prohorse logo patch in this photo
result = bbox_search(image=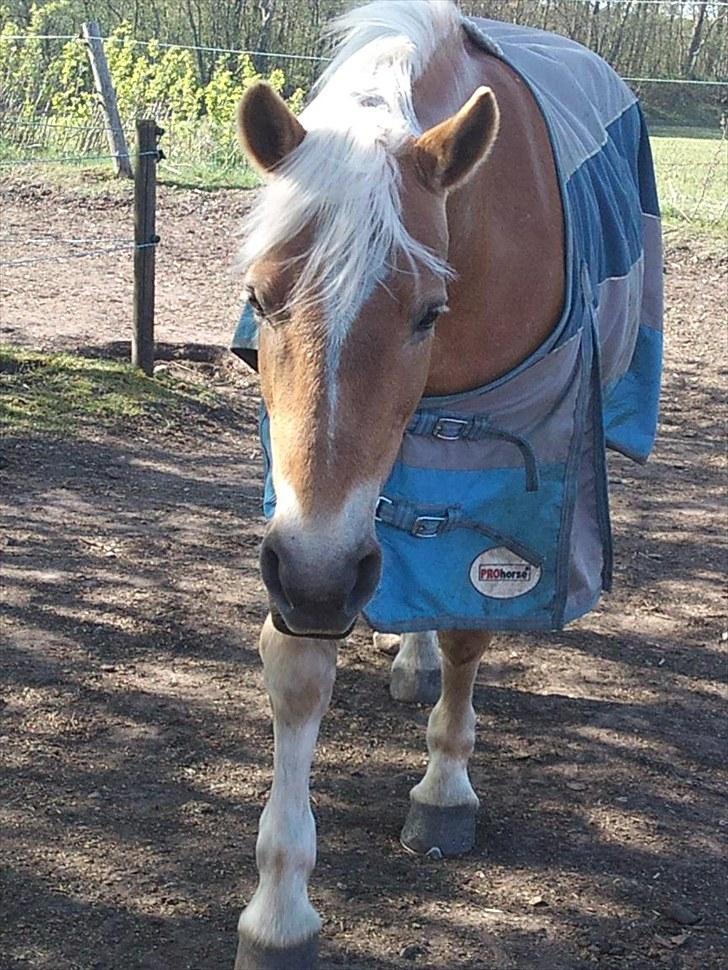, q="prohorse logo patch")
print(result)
[479,563,532,582]
[469,547,542,599]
